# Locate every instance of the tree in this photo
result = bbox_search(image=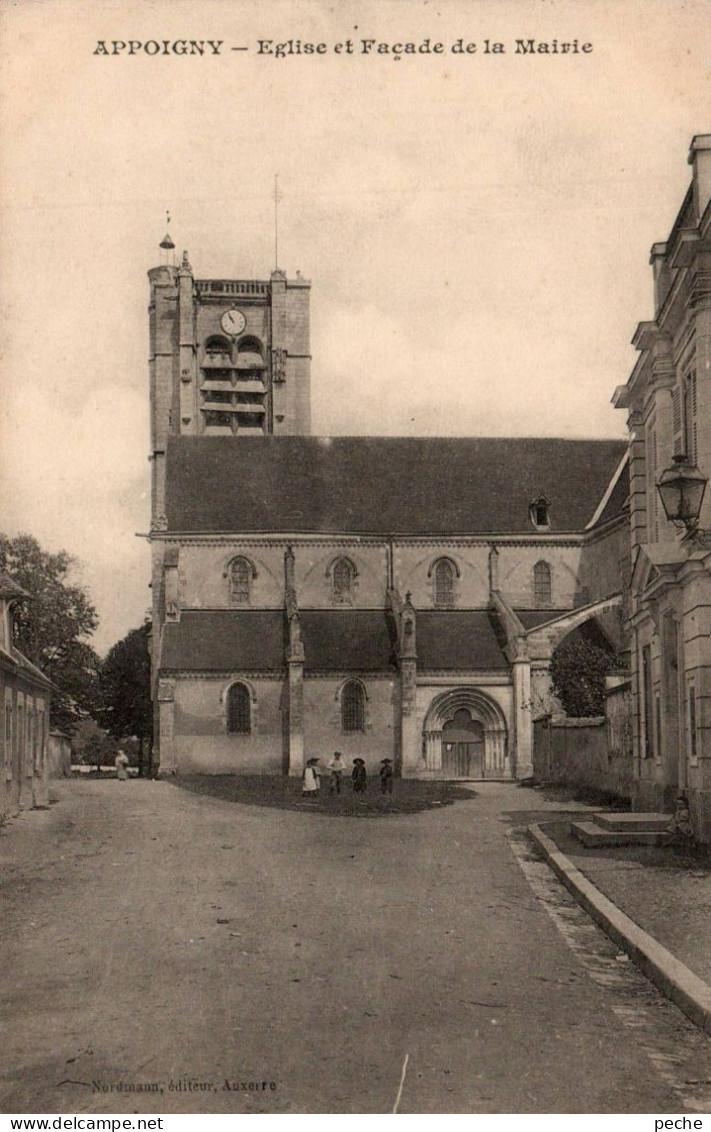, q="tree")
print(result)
[96,623,153,776]
[550,636,623,718]
[0,533,100,733]
[72,717,116,774]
